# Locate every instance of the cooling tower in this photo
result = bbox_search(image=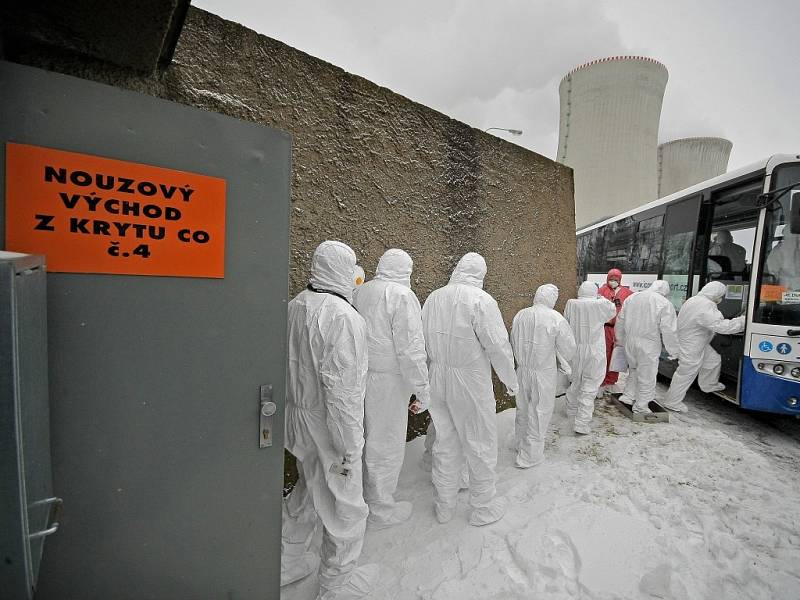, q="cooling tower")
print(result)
[658,137,732,197]
[558,56,668,228]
